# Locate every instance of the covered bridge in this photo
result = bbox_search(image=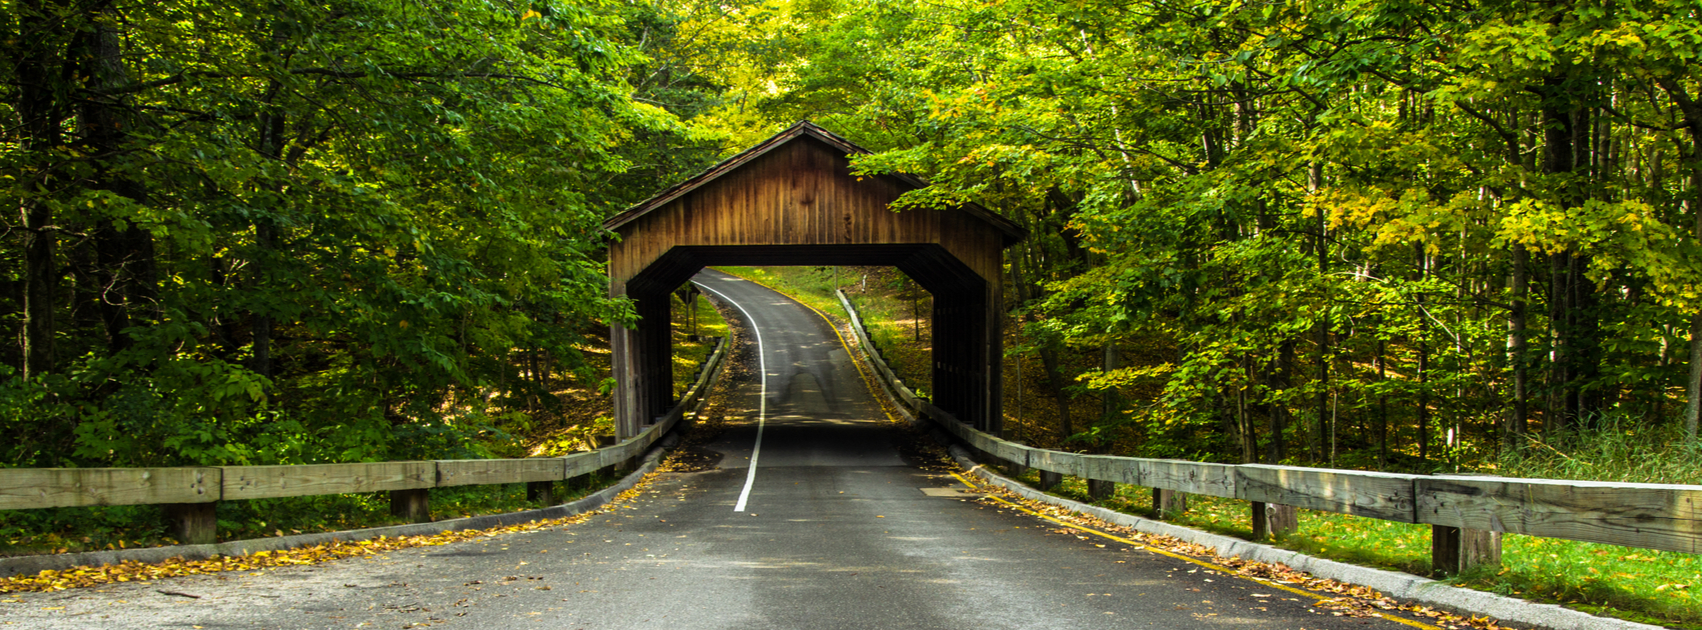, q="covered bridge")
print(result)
[602,121,1023,439]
